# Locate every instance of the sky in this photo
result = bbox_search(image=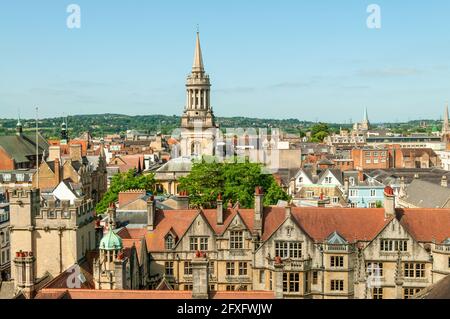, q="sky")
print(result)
[0,0,449,122]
